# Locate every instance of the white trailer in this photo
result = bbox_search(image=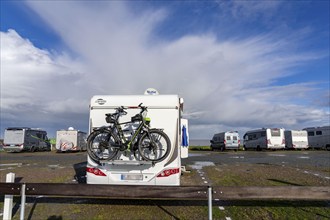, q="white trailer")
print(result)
[210,131,240,151]
[86,90,189,185]
[56,128,87,152]
[284,130,309,149]
[243,128,285,150]
[303,126,330,150]
[3,127,50,152]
